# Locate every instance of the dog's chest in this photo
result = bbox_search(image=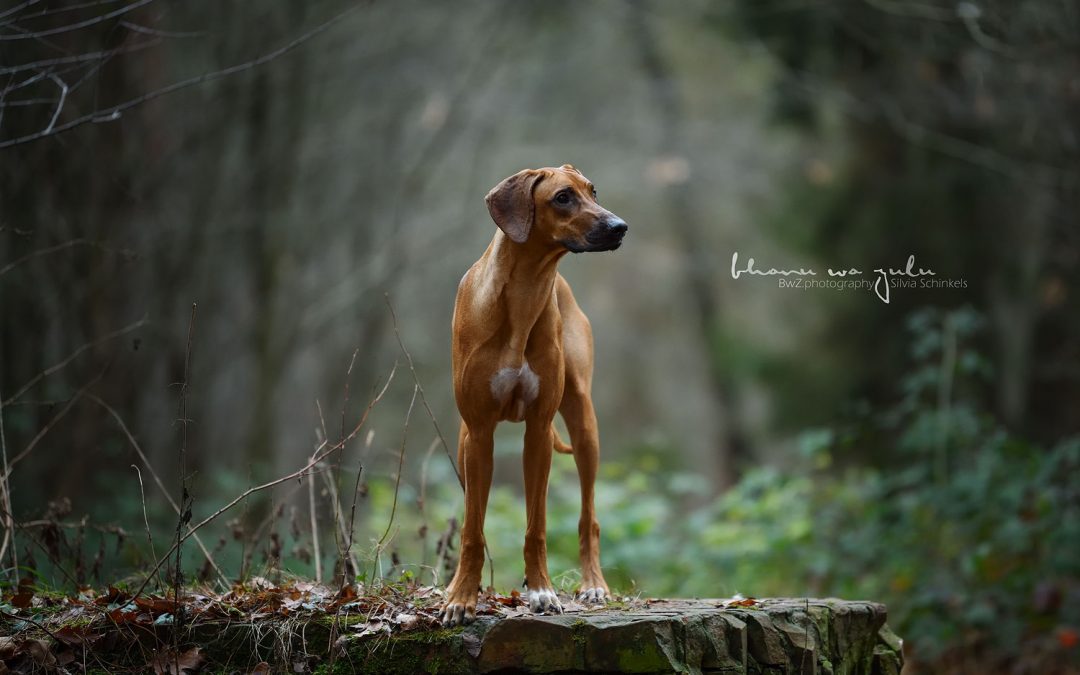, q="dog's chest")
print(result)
[489,362,540,422]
